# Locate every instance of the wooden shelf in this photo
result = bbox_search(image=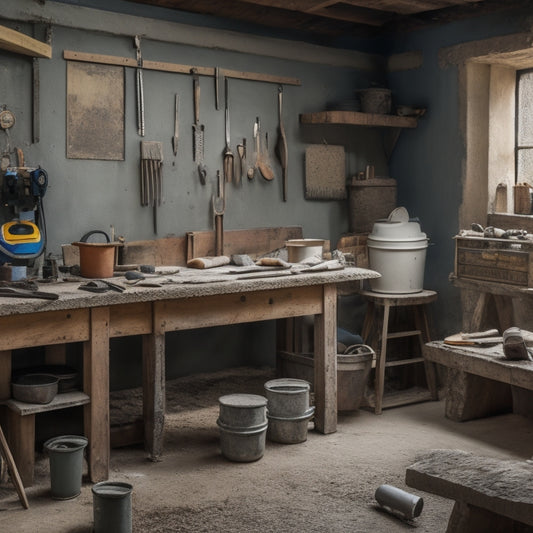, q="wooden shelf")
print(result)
[3,391,89,416]
[299,110,418,128]
[0,25,51,59]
